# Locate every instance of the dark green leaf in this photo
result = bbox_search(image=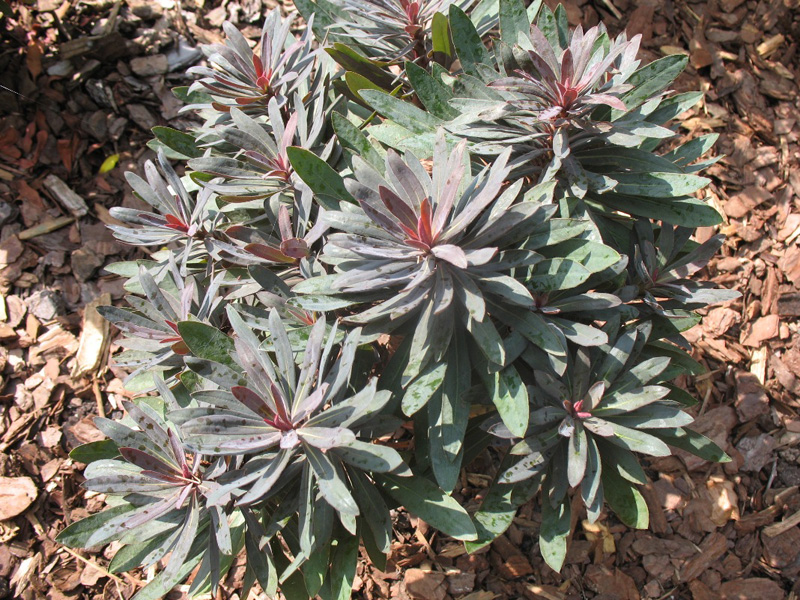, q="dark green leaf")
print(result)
[177,322,237,370]
[70,439,119,464]
[375,473,478,541]
[499,0,528,46]
[431,12,453,63]
[621,55,688,111]
[602,467,649,528]
[592,193,722,227]
[449,5,491,78]
[539,492,570,572]
[659,428,731,463]
[406,62,459,120]
[332,111,383,170]
[149,127,202,159]
[360,90,443,135]
[287,147,355,209]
